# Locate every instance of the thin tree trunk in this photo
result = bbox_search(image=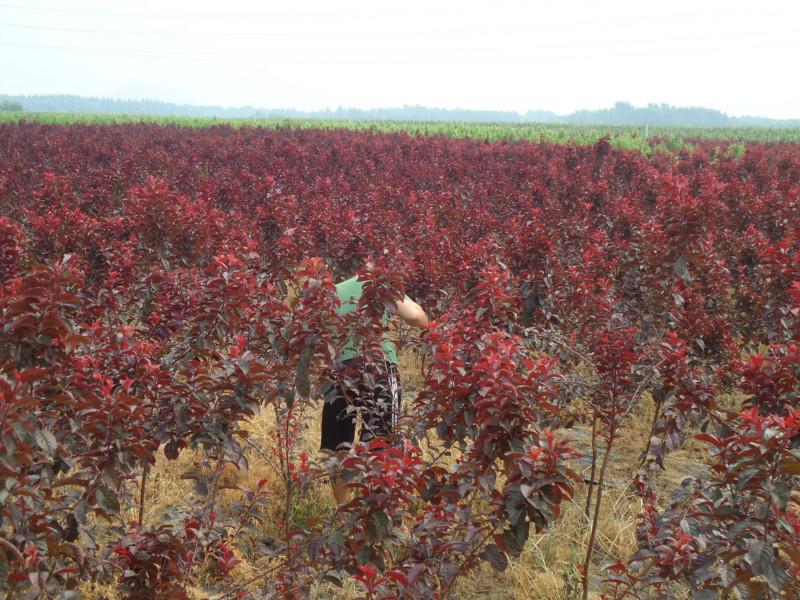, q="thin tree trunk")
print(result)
[585,411,599,518]
[638,397,662,469]
[583,431,614,600]
[138,464,150,528]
